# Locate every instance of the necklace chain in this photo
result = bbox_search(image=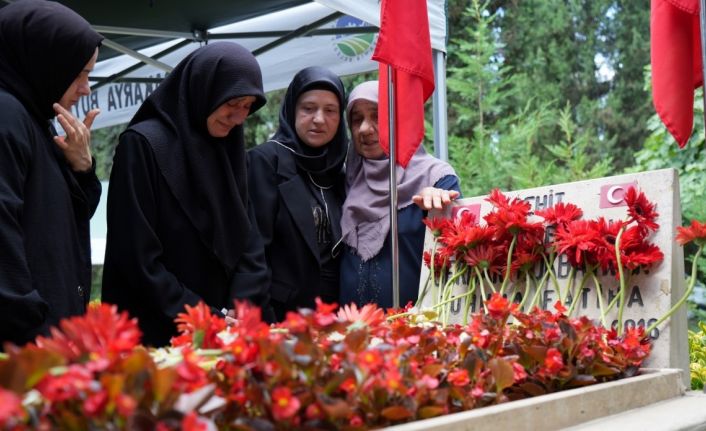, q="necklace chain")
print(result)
[269,139,332,224]
[307,172,333,190]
